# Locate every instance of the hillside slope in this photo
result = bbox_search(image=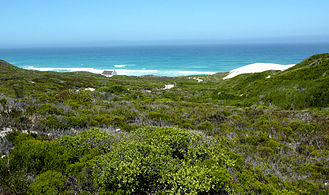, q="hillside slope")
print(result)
[217,53,329,109]
[243,53,329,109]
